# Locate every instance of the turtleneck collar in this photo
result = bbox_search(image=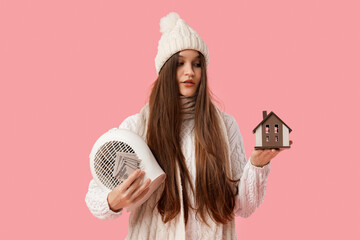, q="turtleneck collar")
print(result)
[179,94,197,120]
